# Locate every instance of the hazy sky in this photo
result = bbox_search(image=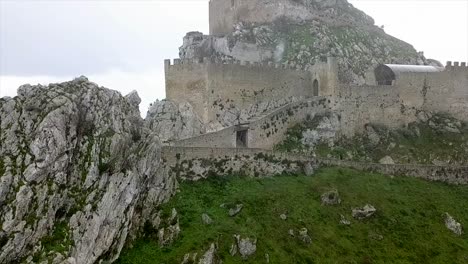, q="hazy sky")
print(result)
[0,0,467,115]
